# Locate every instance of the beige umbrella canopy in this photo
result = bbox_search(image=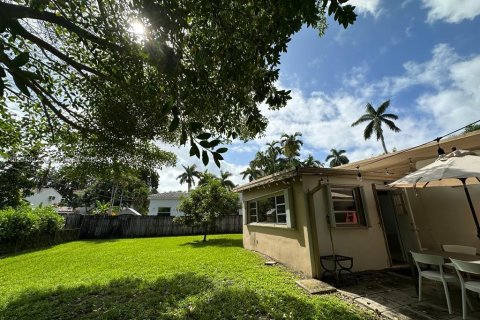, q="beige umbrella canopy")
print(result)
[390,150,480,238]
